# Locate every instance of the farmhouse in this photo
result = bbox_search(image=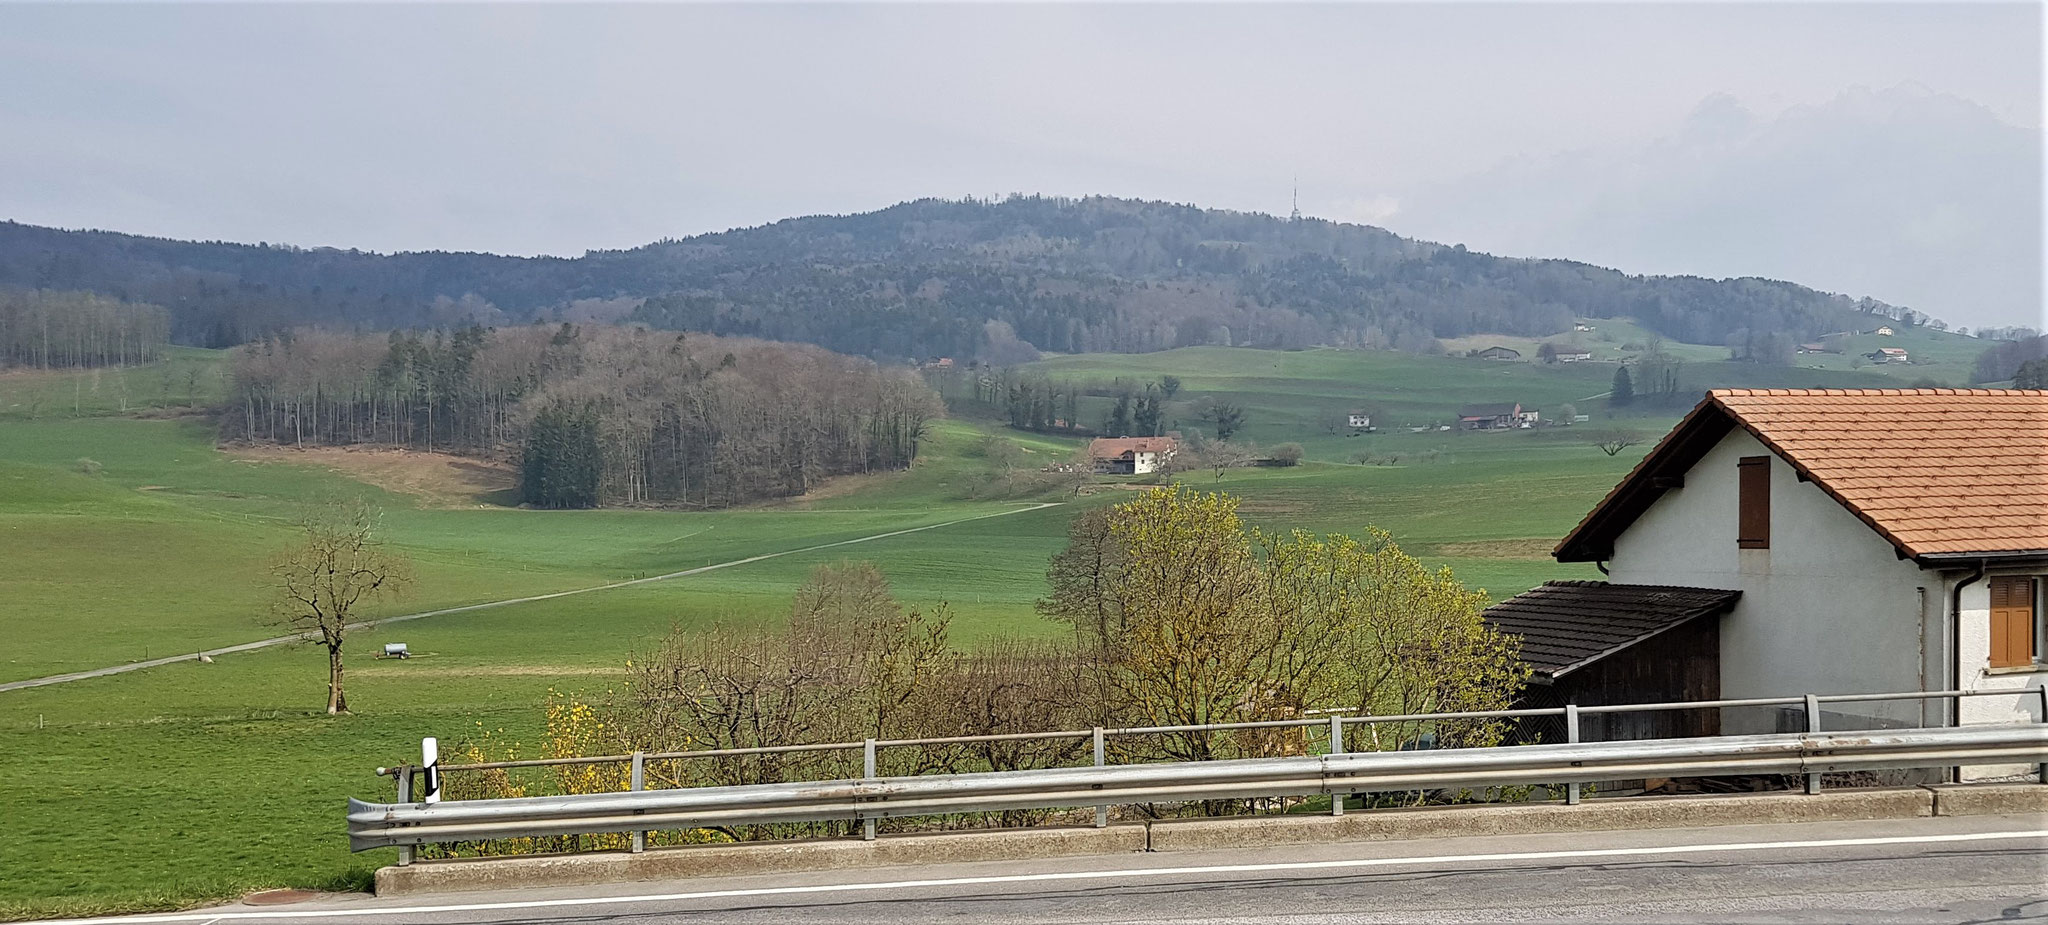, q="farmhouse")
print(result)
[1867,347,1909,363]
[1475,346,1522,361]
[1876,326,1896,336]
[1087,436,1180,475]
[1487,389,2048,770]
[1796,343,1839,355]
[1557,351,1595,363]
[1458,403,1533,430]
[1347,412,1372,429]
